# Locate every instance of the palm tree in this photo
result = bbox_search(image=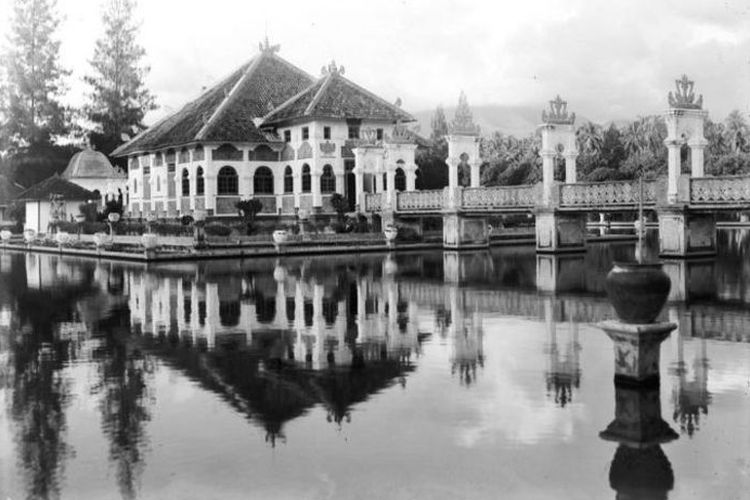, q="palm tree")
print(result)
[576,121,603,155]
[725,110,749,153]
